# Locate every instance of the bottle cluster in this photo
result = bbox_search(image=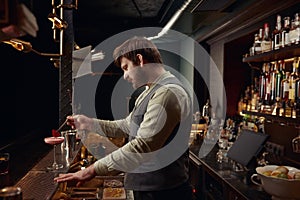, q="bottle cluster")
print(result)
[238,57,300,118]
[250,12,300,56]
